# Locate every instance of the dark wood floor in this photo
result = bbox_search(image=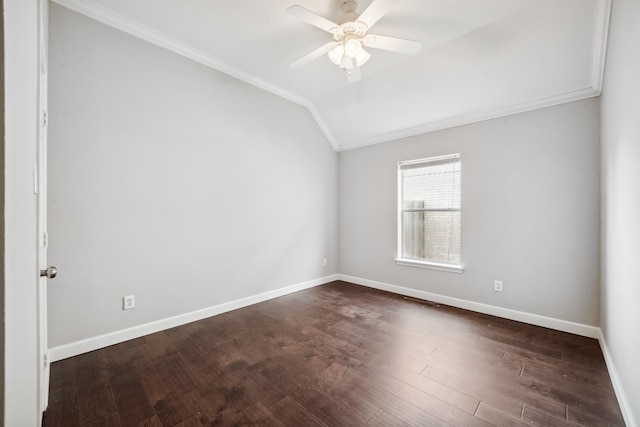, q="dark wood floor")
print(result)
[43,281,625,427]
